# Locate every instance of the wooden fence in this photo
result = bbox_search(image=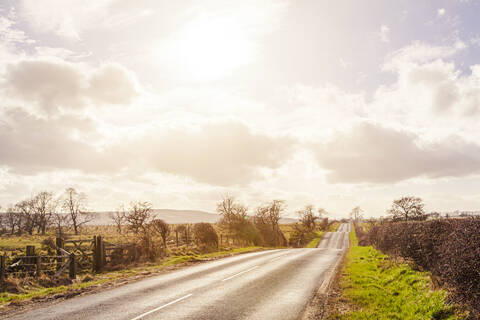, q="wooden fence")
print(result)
[0,235,137,281]
[1,231,247,282]
[0,247,75,280]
